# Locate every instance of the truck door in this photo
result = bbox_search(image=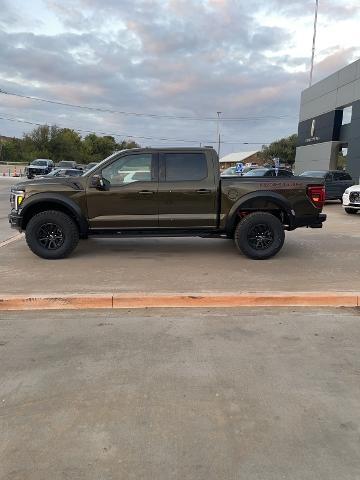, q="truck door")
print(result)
[158,150,217,228]
[86,152,159,229]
